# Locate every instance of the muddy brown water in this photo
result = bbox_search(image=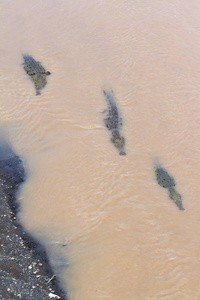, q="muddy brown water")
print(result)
[1,1,200,299]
